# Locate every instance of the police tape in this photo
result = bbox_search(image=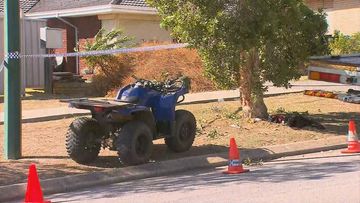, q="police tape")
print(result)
[0,61,4,73]
[4,43,189,59]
